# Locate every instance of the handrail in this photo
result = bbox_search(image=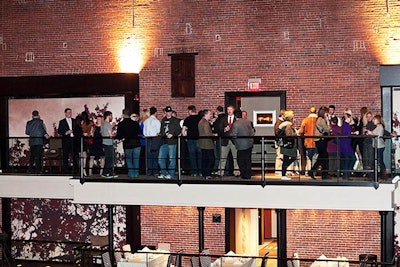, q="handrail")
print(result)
[4,134,395,188]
